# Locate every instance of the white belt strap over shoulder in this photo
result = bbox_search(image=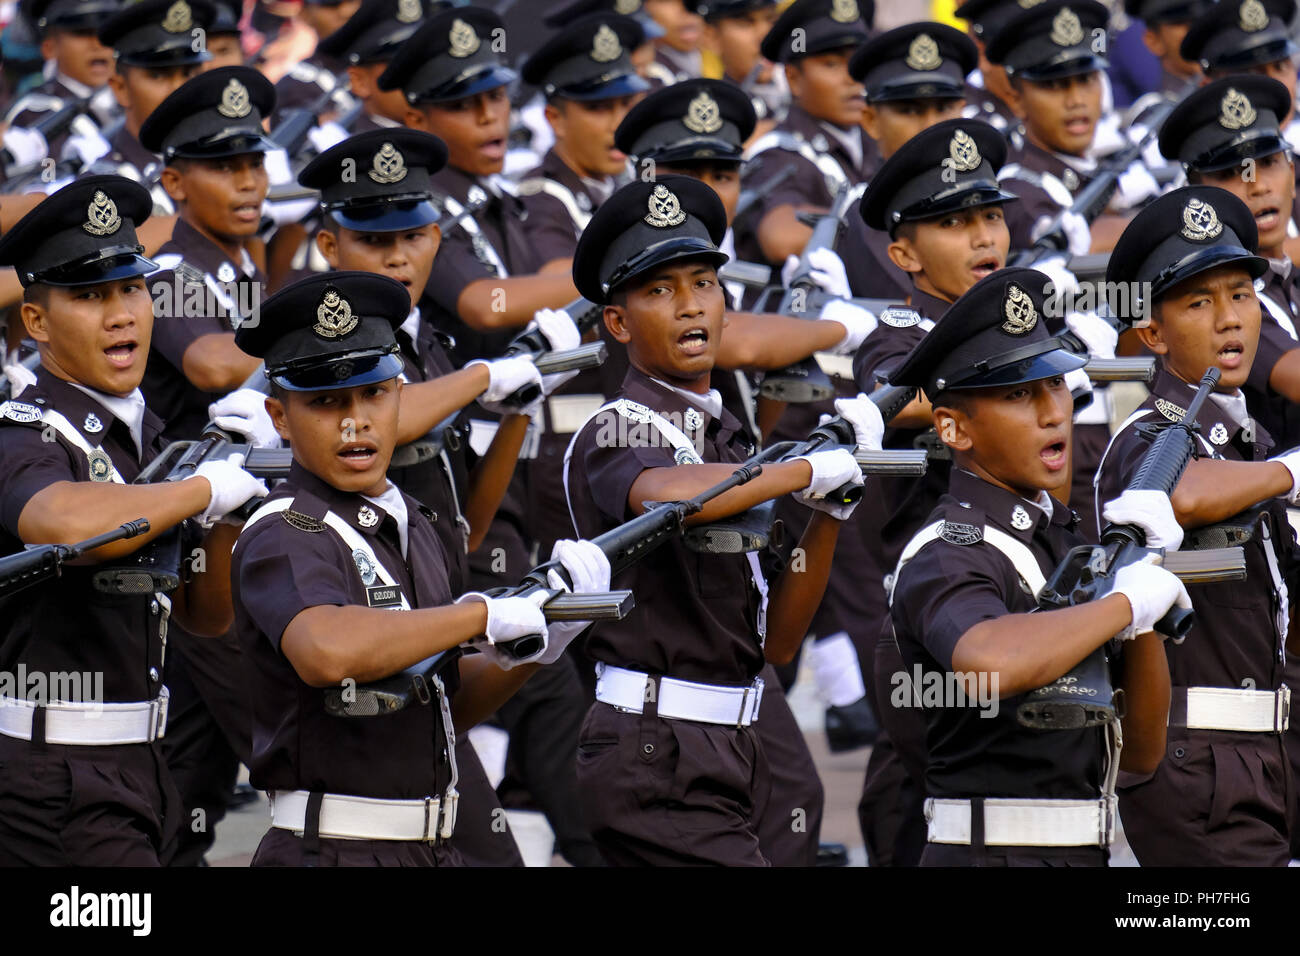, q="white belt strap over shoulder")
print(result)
[595,663,764,726]
[518,177,592,234]
[1182,685,1291,733]
[440,194,509,278]
[886,520,1046,606]
[743,129,851,197]
[924,796,1115,847]
[0,689,169,745]
[40,409,125,483]
[269,790,454,841]
[1260,288,1299,341]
